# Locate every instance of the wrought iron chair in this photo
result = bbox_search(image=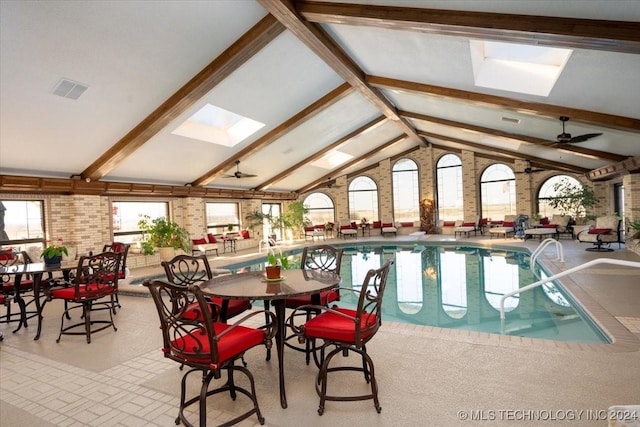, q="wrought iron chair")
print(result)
[144,279,276,427]
[44,251,121,343]
[288,260,393,415]
[162,254,251,322]
[284,245,343,364]
[102,242,130,312]
[0,249,35,331]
